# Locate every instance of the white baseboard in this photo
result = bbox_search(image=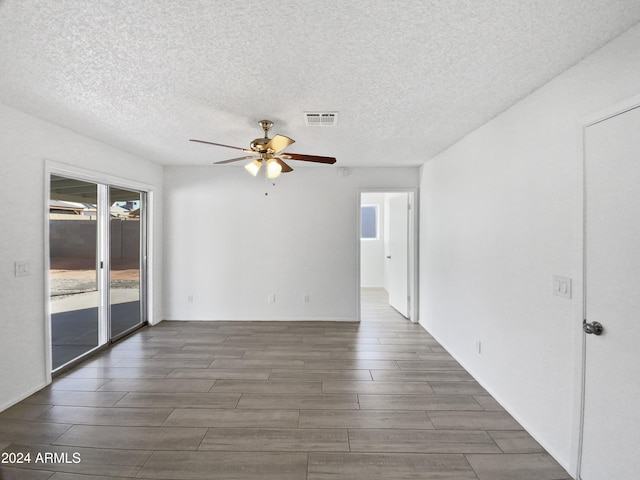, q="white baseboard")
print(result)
[160,317,360,322]
[421,322,574,478]
[0,381,49,414]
